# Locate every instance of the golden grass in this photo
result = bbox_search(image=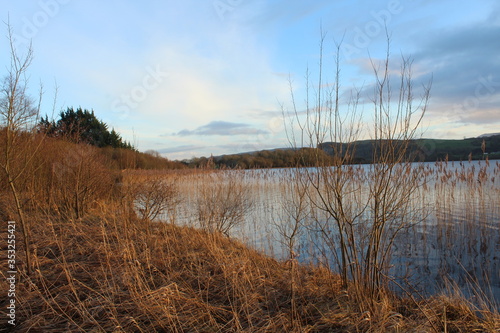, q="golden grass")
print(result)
[1,199,498,332]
